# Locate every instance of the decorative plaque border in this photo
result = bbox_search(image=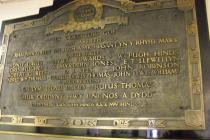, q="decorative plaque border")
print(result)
[0,0,205,130]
